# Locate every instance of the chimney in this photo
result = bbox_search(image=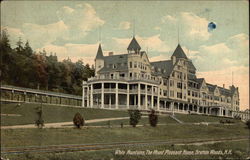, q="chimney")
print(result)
[109,52,113,56]
[223,84,225,88]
